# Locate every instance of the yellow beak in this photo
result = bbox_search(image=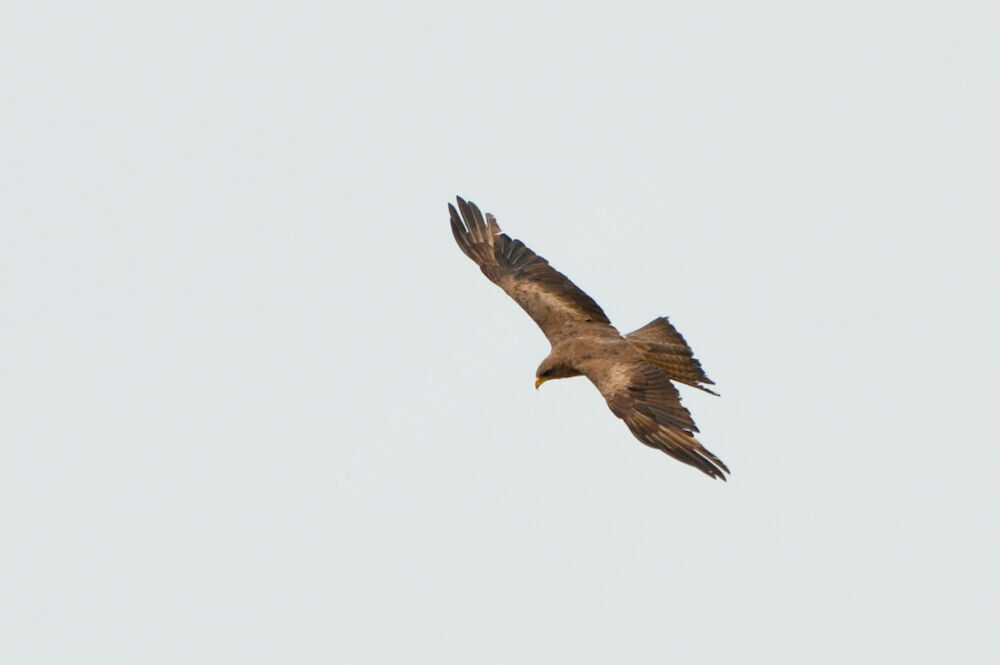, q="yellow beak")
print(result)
[535,376,546,389]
